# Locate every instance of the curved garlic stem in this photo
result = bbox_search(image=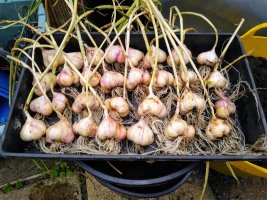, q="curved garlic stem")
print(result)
[216,18,245,70]
[221,49,254,72]
[7,56,57,116]
[180,11,218,50]
[75,24,88,67]
[145,1,159,95]
[47,28,107,111]
[148,0,215,117]
[170,6,184,44]
[147,2,189,86]
[156,19,181,111]
[88,12,146,81]
[113,8,138,99]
